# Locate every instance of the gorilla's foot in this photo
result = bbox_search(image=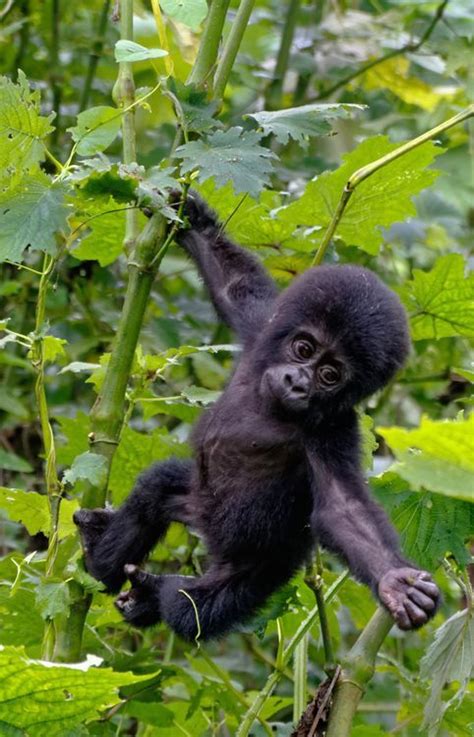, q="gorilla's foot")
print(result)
[115,565,163,628]
[378,567,440,630]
